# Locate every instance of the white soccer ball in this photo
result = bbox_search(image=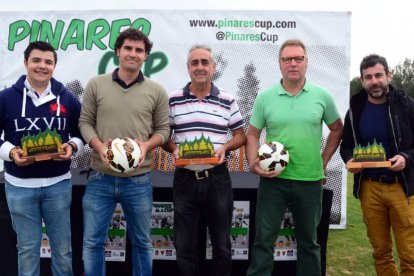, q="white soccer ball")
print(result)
[258,141,289,173]
[106,137,141,173]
